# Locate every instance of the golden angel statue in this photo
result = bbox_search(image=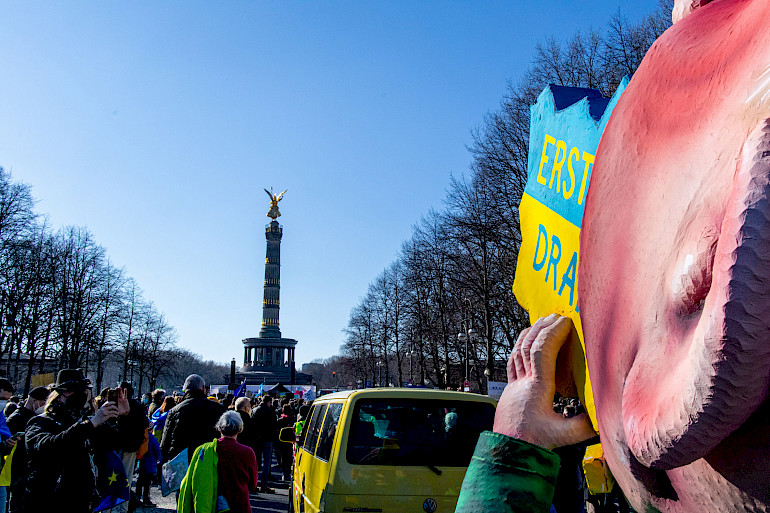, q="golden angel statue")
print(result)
[264,187,287,219]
